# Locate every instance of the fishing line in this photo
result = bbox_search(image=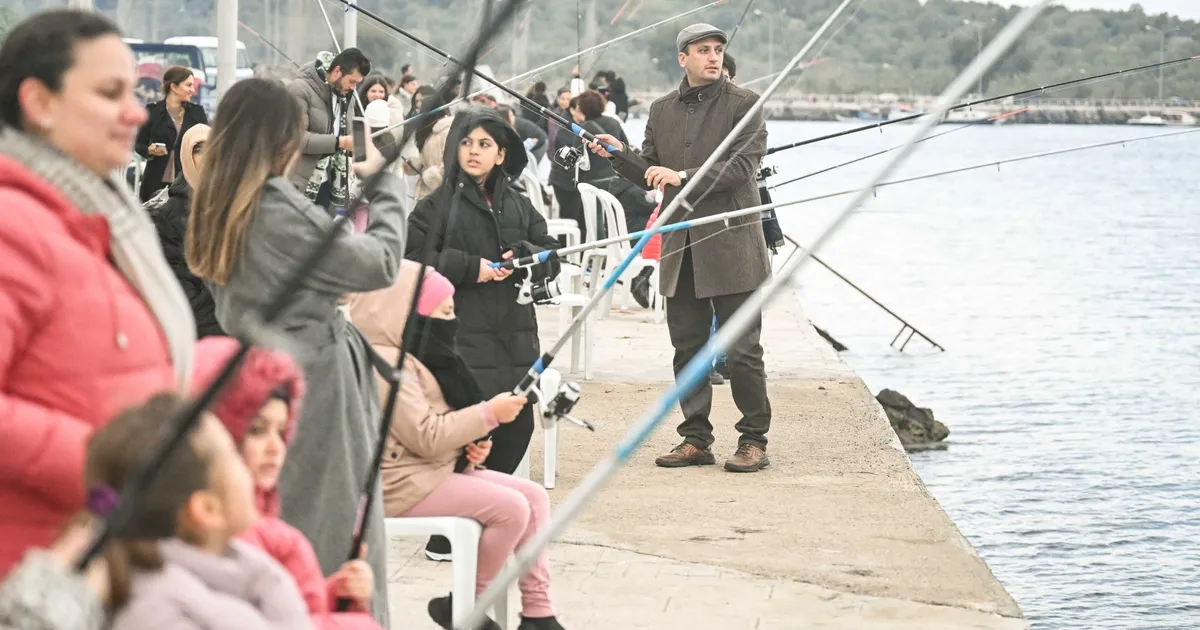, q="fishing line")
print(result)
[501,0,859,405]
[767,58,1198,190]
[766,54,1200,155]
[461,4,1054,628]
[501,127,1200,268]
[237,20,300,68]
